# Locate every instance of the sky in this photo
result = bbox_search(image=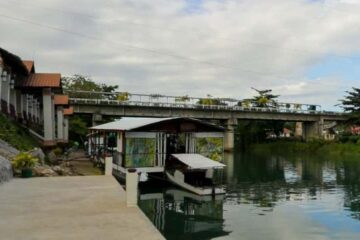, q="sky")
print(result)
[1,0,360,111]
